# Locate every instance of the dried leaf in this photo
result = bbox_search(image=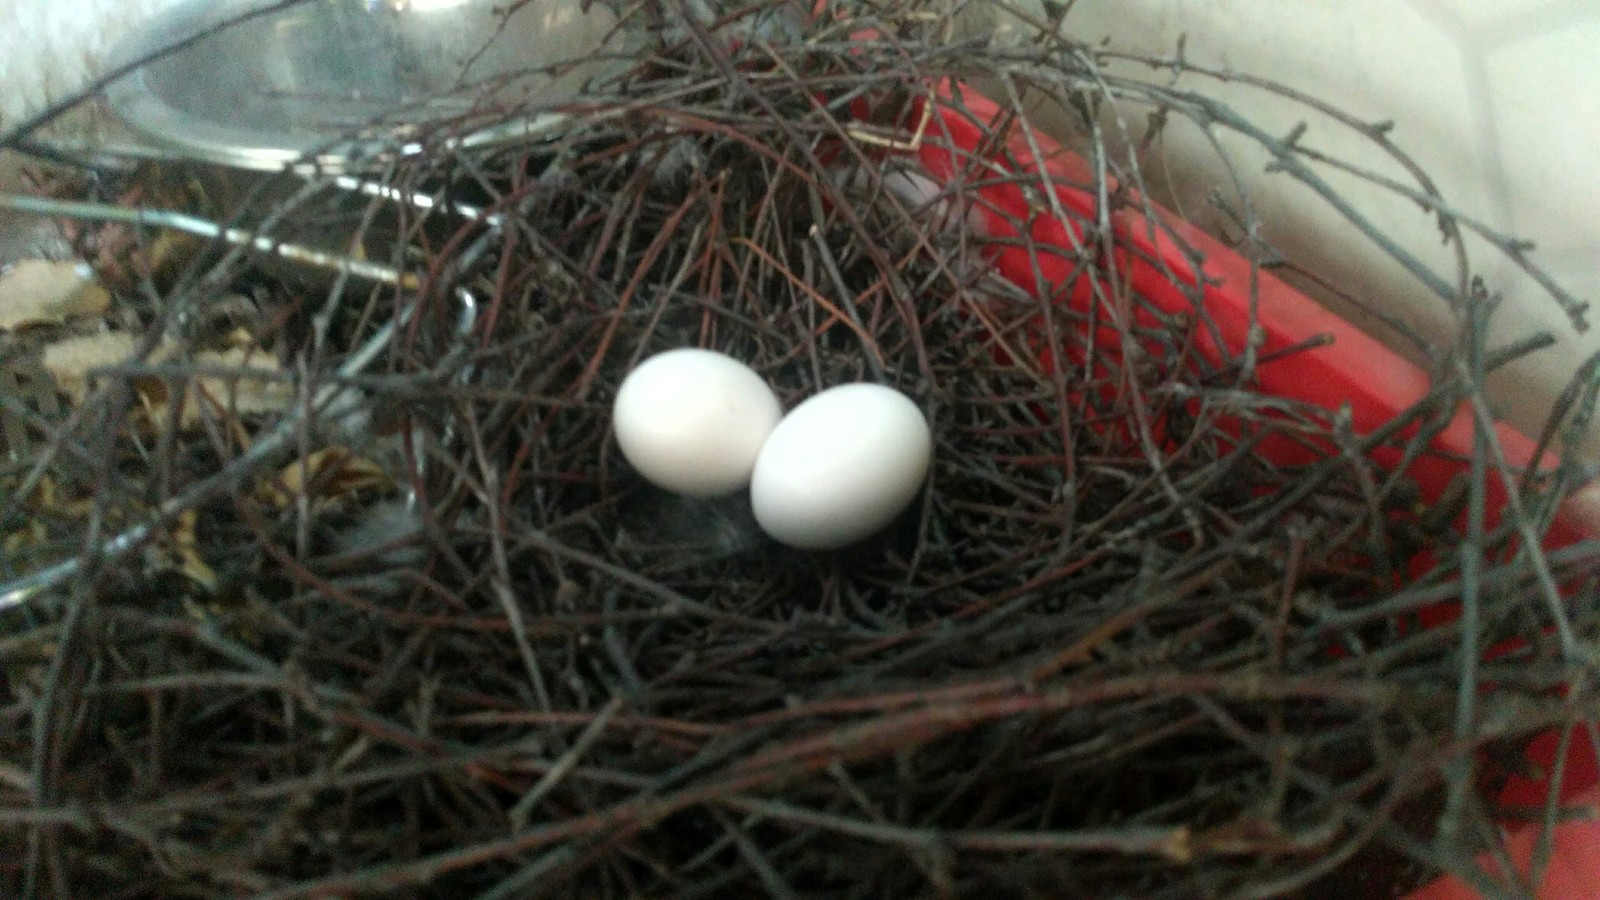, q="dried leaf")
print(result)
[258,447,394,509]
[0,260,111,330]
[169,508,219,592]
[39,331,292,427]
[170,345,293,427]
[40,331,136,403]
[145,230,203,281]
